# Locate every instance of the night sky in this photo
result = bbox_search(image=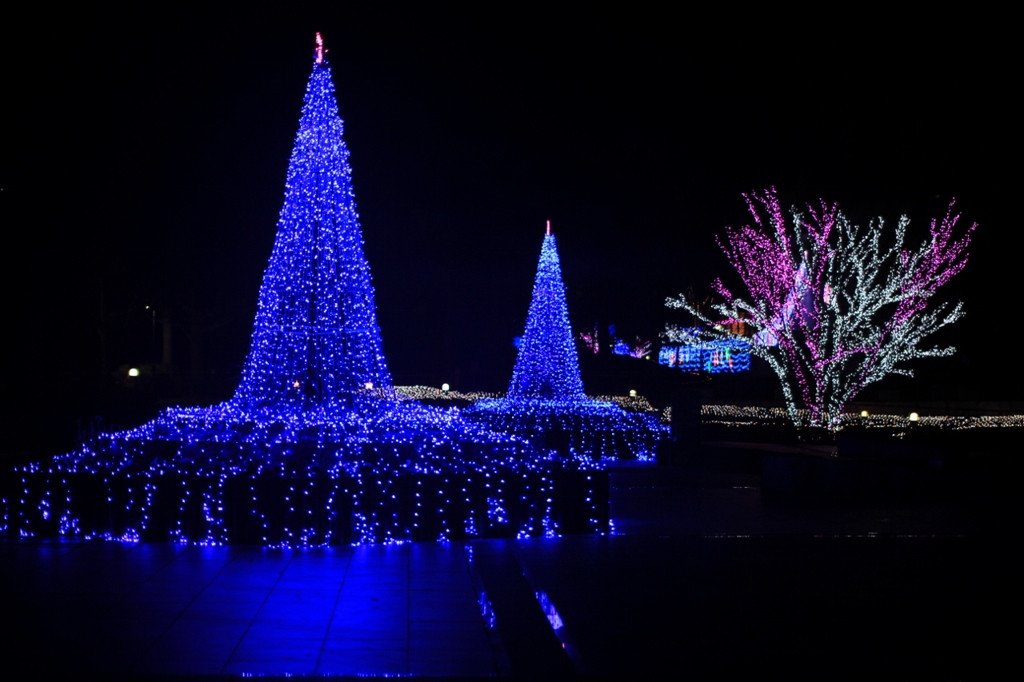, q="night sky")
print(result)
[2,6,1018,454]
